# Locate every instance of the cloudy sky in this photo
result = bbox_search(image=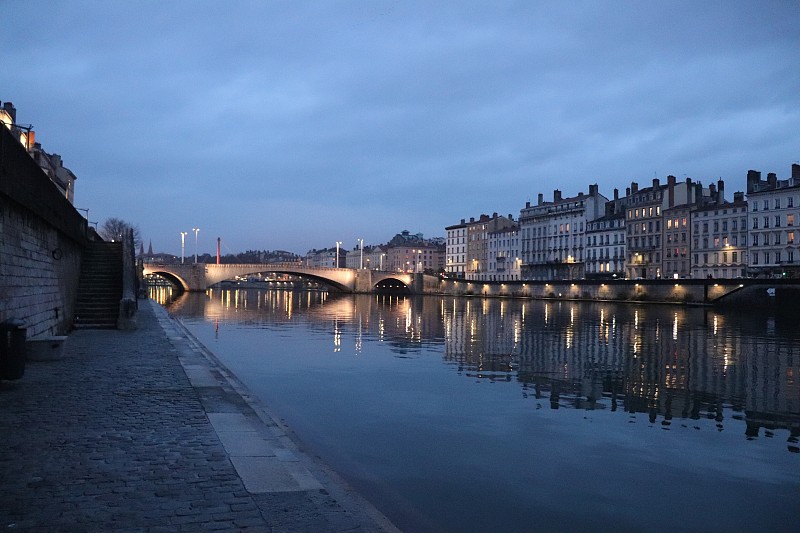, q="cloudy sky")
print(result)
[2,1,798,256]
